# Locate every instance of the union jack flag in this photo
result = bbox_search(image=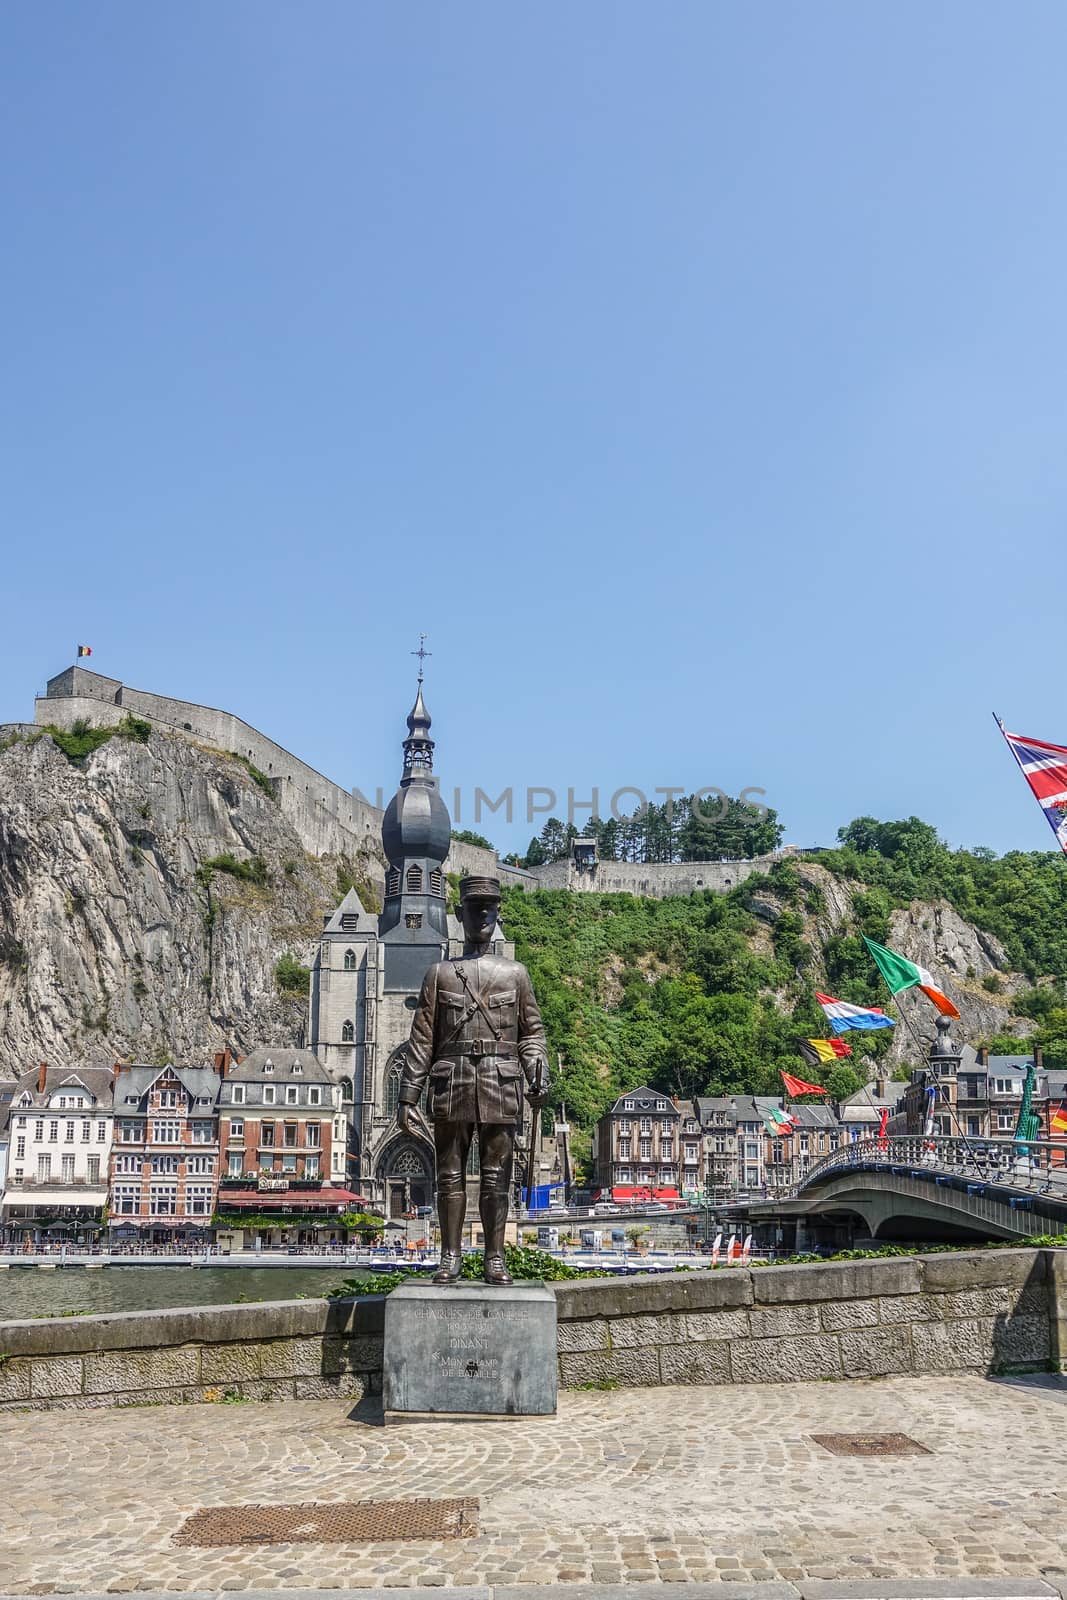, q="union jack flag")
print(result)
[996,718,1067,854]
